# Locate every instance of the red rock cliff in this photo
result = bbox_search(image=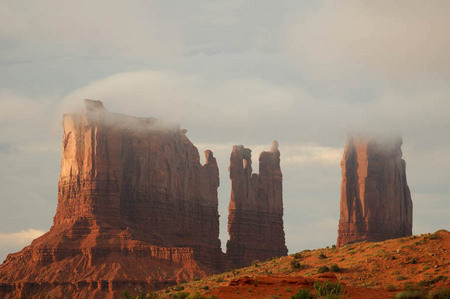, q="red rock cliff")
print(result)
[226,141,288,267]
[0,100,224,298]
[337,134,413,247]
